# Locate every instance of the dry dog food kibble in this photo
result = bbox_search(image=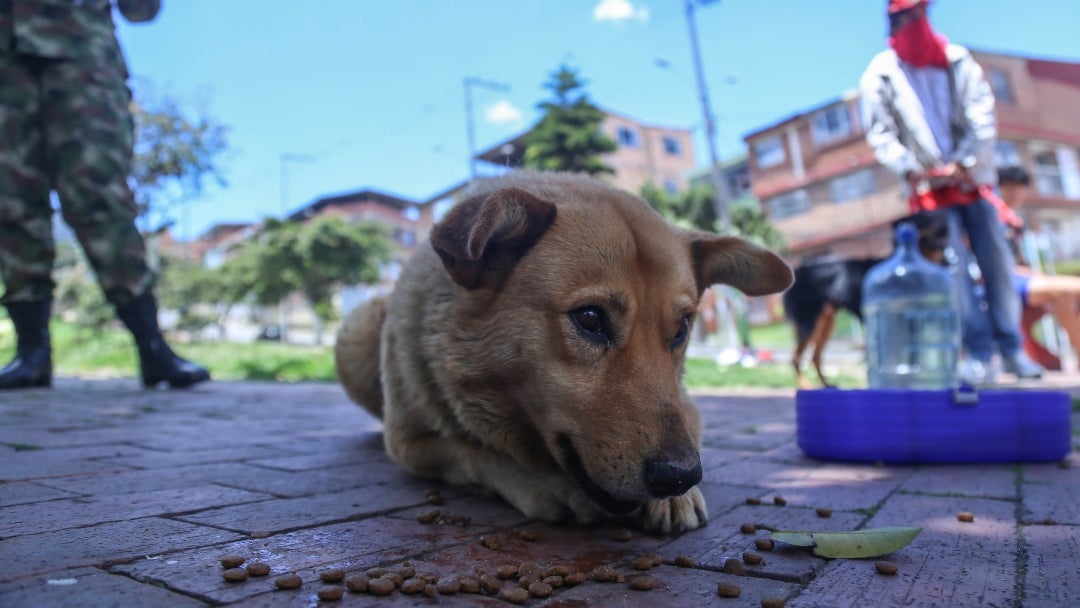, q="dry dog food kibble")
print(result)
[518,574,540,589]
[496,564,518,579]
[504,587,529,604]
[396,566,416,579]
[319,569,345,583]
[742,551,764,565]
[740,523,757,534]
[274,574,302,590]
[317,586,344,601]
[773,495,788,506]
[723,558,746,576]
[614,529,633,541]
[542,575,564,588]
[761,597,787,608]
[519,562,543,577]
[366,568,388,578]
[592,565,618,582]
[344,574,369,592]
[529,581,554,598]
[717,582,742,598]
[631,556,655,570]
[816,507,833,518]
[565,572,586,586]
[426,490,444,505]
[460,577,481,593]
[400,578,426,594]
[383,572,404,587]
[416,509,441,524]
[368,578,396,596]
[755,538,776,551]
[628,575,657,591]
[437,576,462,595]
[519,530,539,541]
[875,561,899,575]
[220,555,245,569]
[746,497,762,505]
[674,555,695,567]
[246,562,270,577]
[222,568,249,583]
[480,534,500,549]
[957,511,975,523]
[480,573,502,594]
[547,565,570,577]
[424,584,437,597]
